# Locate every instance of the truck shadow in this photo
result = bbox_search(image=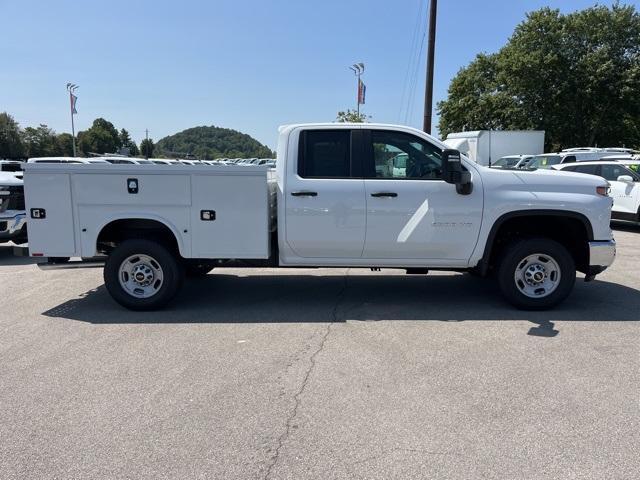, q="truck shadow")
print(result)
[42,272,640,337]
[0,244,38,266]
